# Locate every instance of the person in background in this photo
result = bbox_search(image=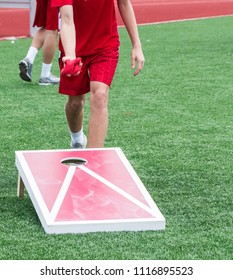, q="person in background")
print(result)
[52,0,145,148]
[19,0,60,85]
